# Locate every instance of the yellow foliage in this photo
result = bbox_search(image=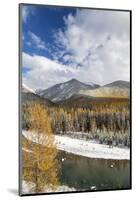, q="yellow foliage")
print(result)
[22,103,59,193]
